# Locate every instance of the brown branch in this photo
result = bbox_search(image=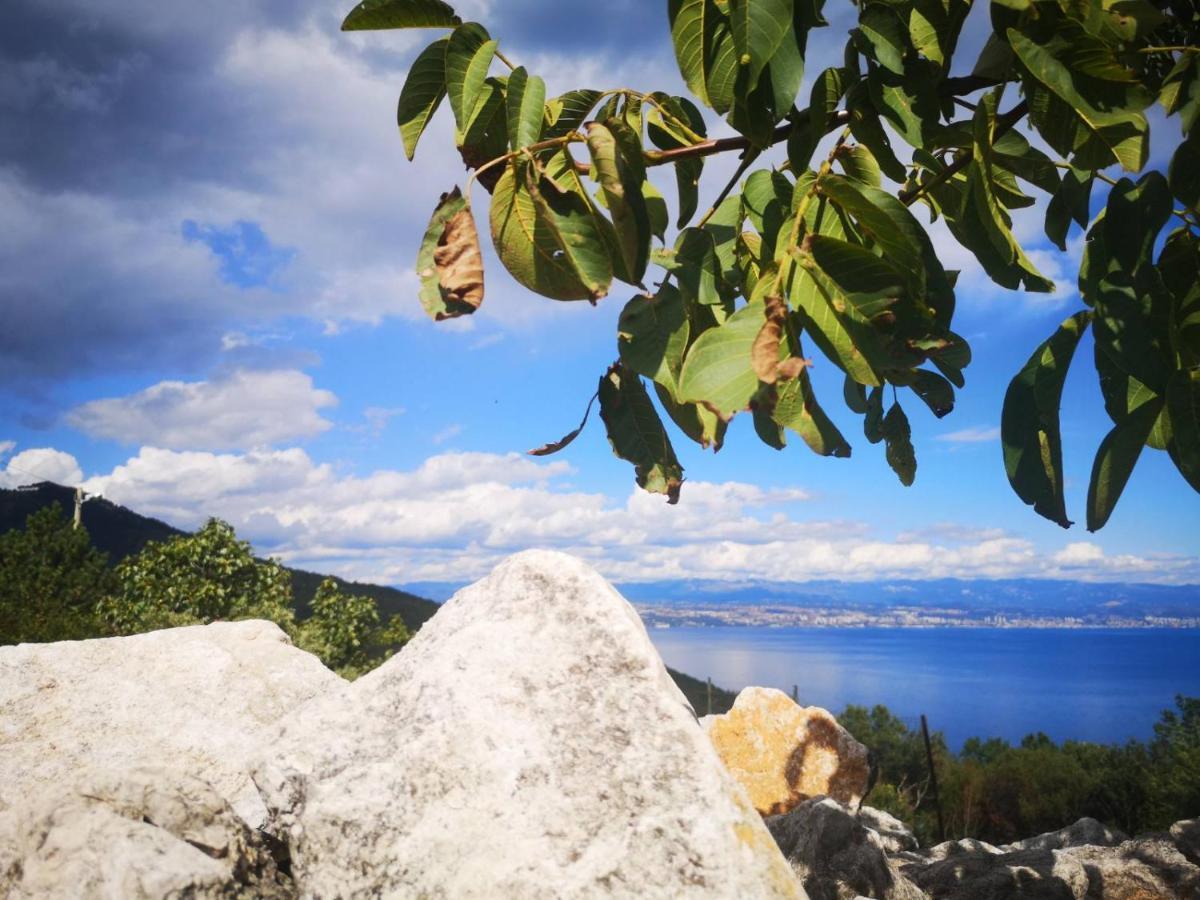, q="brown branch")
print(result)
[644,110,851,167]
[898,100,1029,207]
